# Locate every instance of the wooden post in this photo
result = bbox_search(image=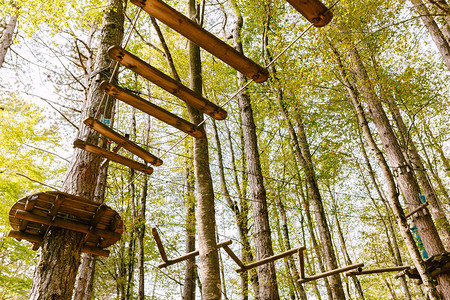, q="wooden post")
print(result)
[151,227,168,262]
[235,246,305,273]
[129,0,269,83]
[285,0,333,27]
[108,46,228,120]
[84,117,163,166]
[405,202,429,218]
[158,240,233,268]
[346,266,410,276]
[49,194,64,218]
[299,248,305,279]
[298,263,365,284]
[73,139,154,175]
[100,82,205,138]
